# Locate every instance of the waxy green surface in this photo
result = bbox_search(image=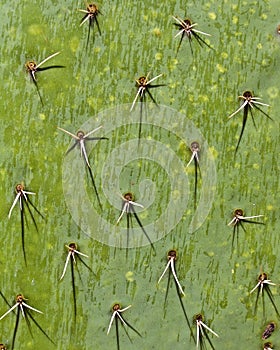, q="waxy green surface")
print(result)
[0,0,279,349]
